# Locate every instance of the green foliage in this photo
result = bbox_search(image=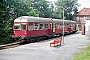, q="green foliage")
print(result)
[28,10,39,17]
[55,0,79,20]
[51,7,63,19]
[73,45,90,60]
[30,0,53,18]
[0,0,13,45]
[5,0,52,18]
